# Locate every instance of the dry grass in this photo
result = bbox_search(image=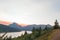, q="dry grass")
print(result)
[35,29,60,40]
